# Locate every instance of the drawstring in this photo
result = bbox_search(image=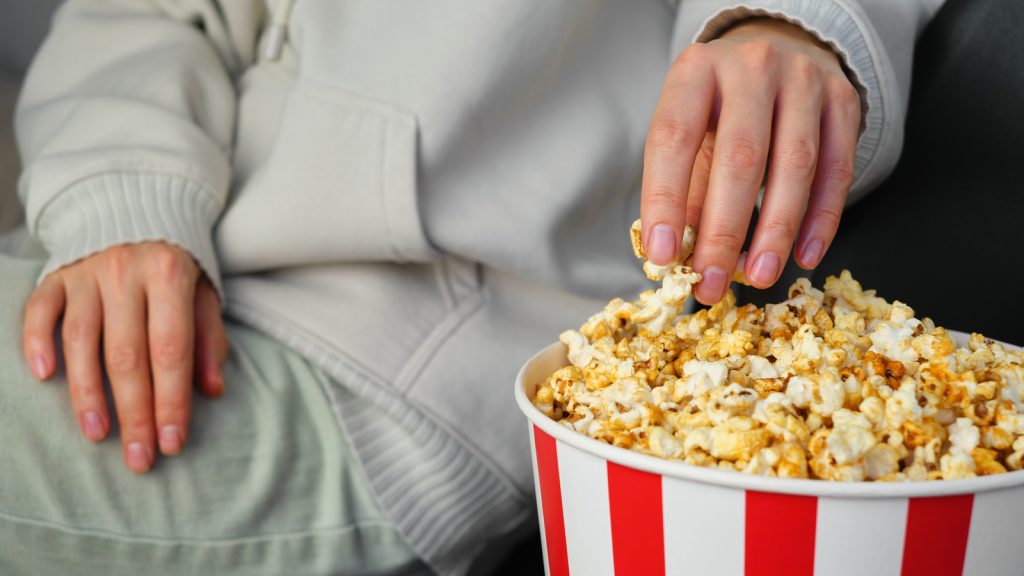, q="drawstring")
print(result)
[263,0,297,61]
